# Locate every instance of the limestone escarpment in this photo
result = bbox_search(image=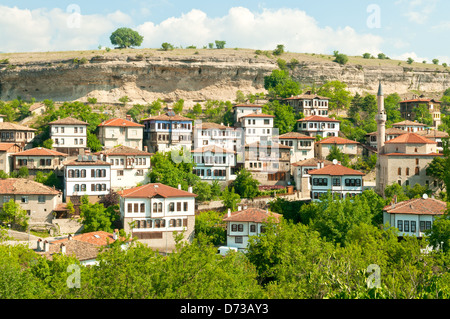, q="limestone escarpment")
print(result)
[1,51,449,106]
